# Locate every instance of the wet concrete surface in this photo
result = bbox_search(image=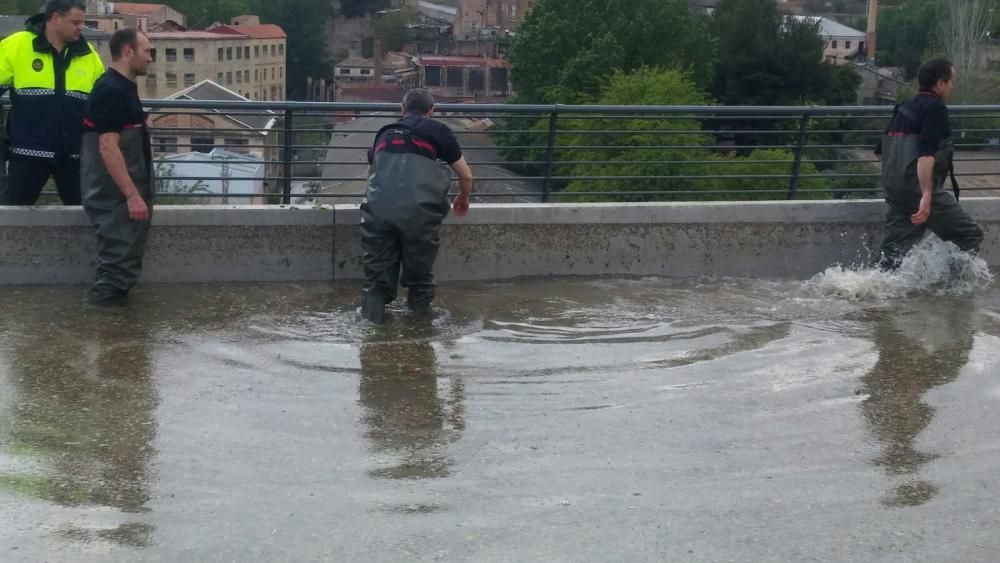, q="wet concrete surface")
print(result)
[2,278,1000,561]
